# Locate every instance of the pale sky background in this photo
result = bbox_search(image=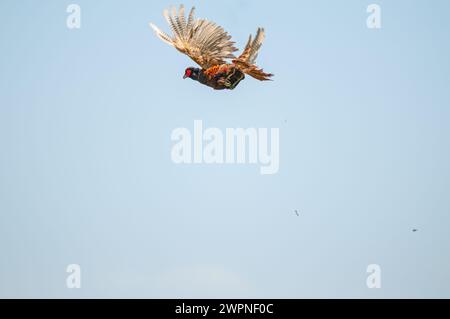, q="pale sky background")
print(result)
[0,0,449,298]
